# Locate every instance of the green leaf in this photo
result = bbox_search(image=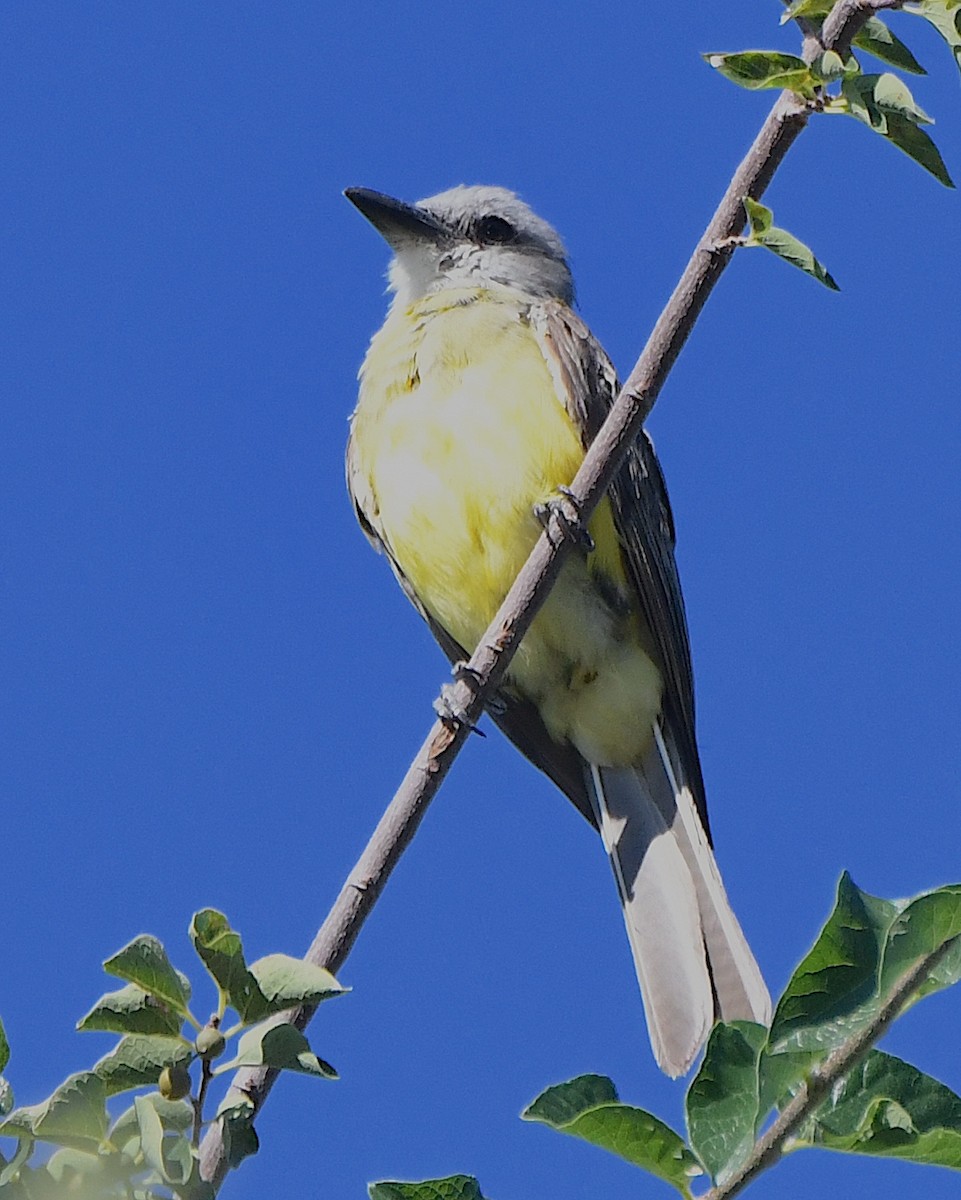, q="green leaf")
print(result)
[703,51,818,96]
[247,954,346,1012]
[0,1072,108,1151]
[780,0,832,26]
[78,983,184,1037]
[880,885,961,1002]
[104,935,191,1016]
[853,16,927,74]
[743,196,773,235]
[0,1017,9,1073]
[93,1034,193,1096]
[757,1046,818,1118]
[840,74,954,187]
[770,873,895,1052]
[884,113,955,186]
[906,1,961,75]
[218,1100,260,1169]
[369,1178,487,1200]
[189,909,272,1023]
[769,878,961,1072]
[216,1021,337,1079]
[922,932,961,993]
[799,1050,961,1170]
[369,1179,484,1200]
[190,919,344,1024]
[751,226,840,289]
[742,198,839,290]
[686,1022,767,1184]
[522,1075,702,1197]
